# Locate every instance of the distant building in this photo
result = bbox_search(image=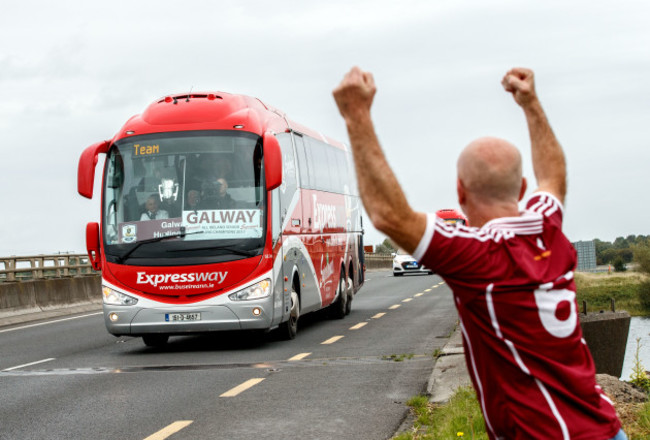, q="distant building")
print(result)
[573,240,597,271]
